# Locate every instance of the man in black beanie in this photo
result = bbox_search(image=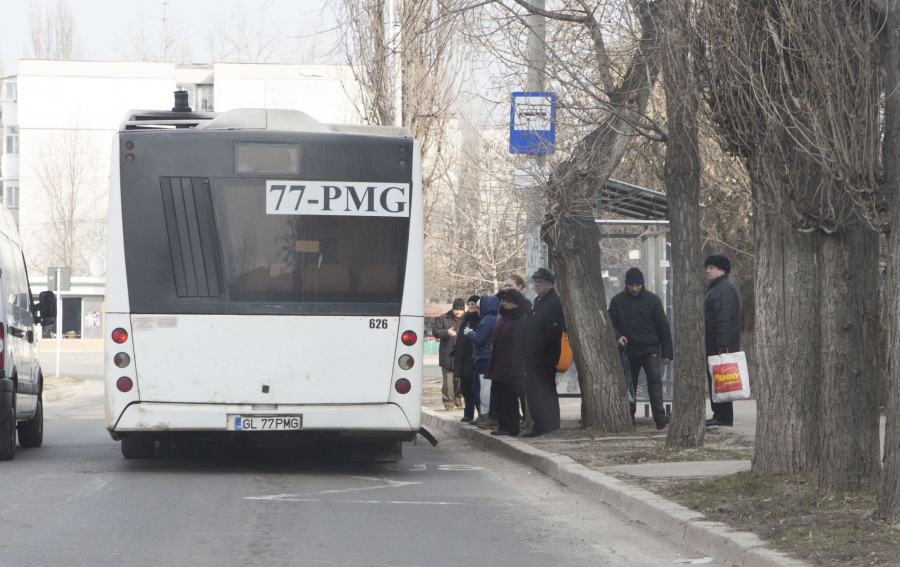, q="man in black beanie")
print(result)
[608,267,673,429]
[704,255,741,426]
